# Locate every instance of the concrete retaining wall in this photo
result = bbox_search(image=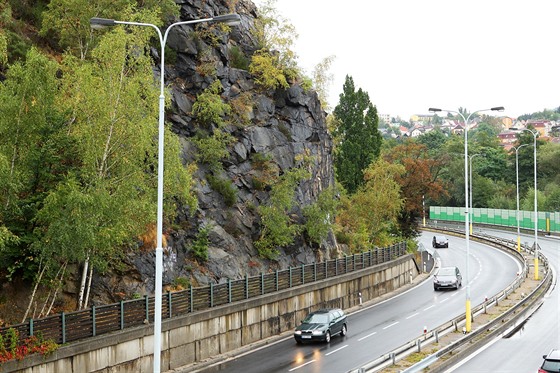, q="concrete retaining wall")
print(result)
[3,255,418,372]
